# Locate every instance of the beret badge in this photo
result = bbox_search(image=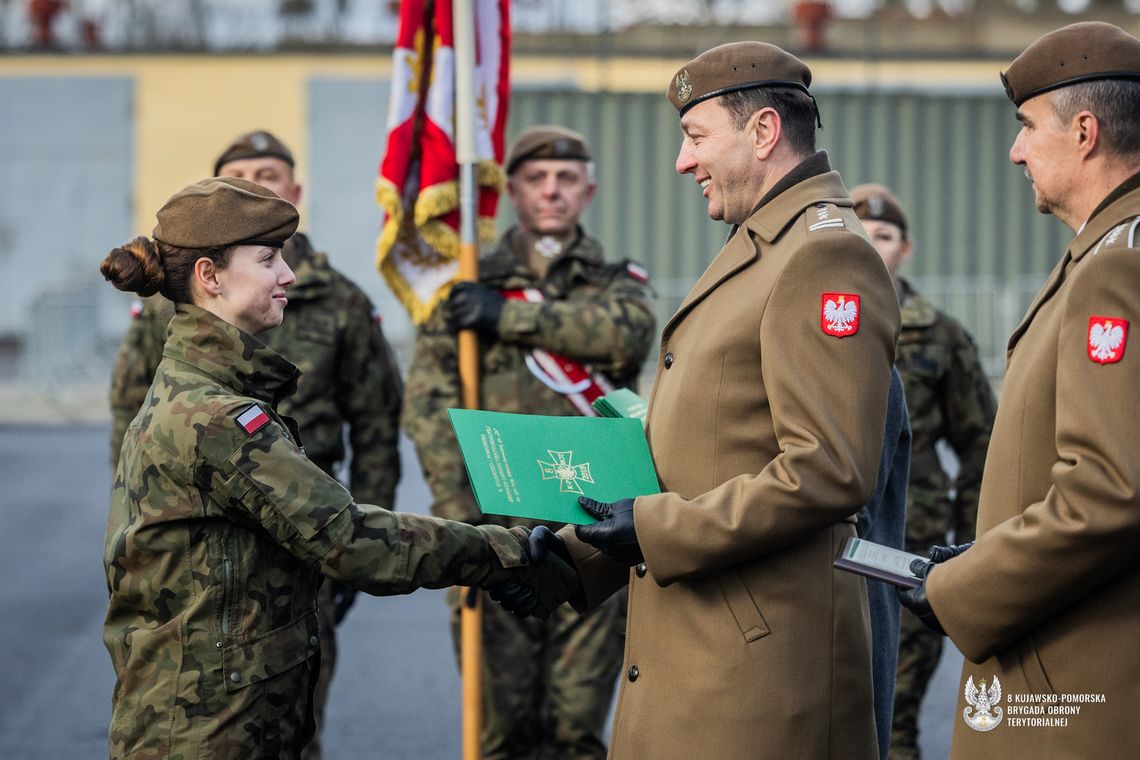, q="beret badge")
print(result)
[676,70,693,103]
